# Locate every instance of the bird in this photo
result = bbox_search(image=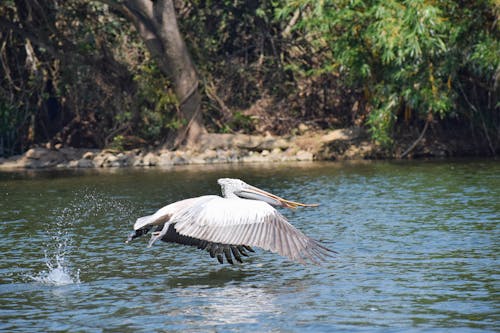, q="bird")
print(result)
[126,178,334,265]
